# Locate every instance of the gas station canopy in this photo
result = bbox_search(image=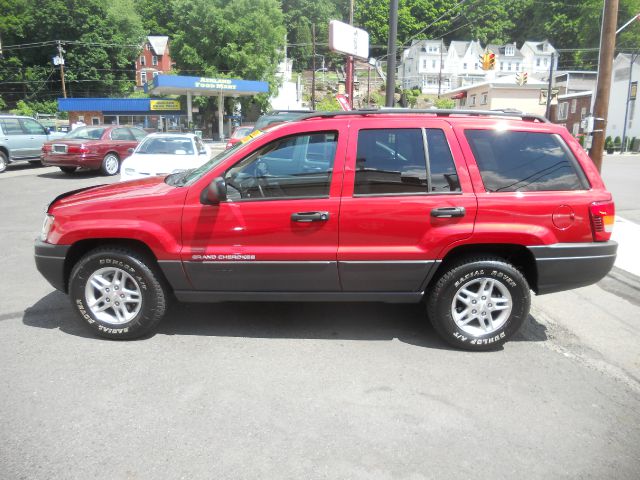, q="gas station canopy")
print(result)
[146,75,269,97]
[146,75,269,140]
